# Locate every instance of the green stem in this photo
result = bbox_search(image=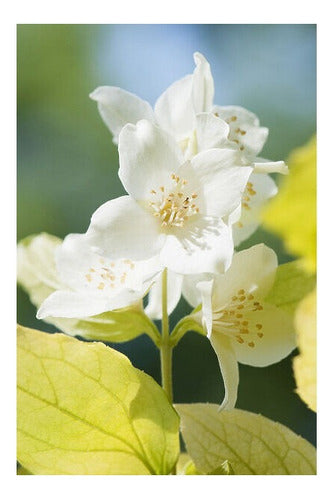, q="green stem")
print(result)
[160,268,177,475]
[160,268,174,403]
